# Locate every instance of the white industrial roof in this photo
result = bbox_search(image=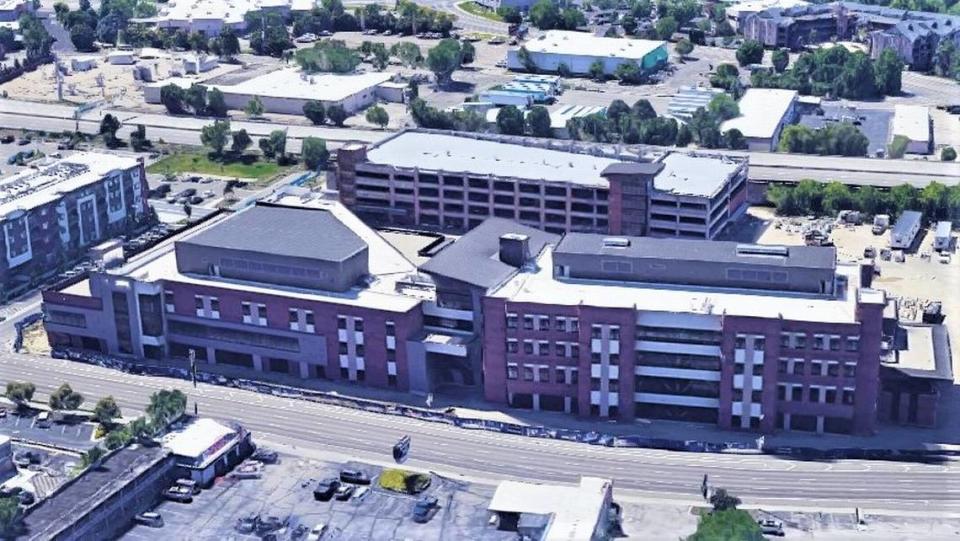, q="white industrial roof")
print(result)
[366,132,622,187]
[521,30,665,61]
[147,0,315,27]
[891,105,930,143]
[550,104,607,129]
[97,191,427,312]
[654,152,742,198]
[720,88,798,140]
[935,220,951,237]
[0,153,139,220]
[162,418,236,459]
[490,247,866,324]
[726,0,809,17]
[488,477,611,541]
[149,69,393,103]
